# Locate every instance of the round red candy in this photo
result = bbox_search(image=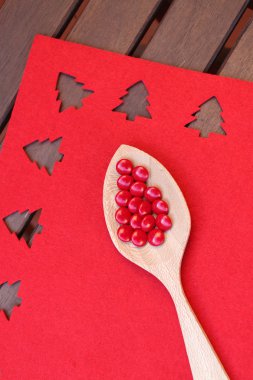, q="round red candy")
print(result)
[132,166,149,182]
[130,214,142,229]
[152,199,169,214]
[115,207,131,224]
[128,197,142,214]
[148,229,165,246]
[116,159,133,175]
[145,186,162,202]
[117,225,133,242]
[156,214,172,231]
[131,229,147,247]
[115,190,132,207]
[130,181,146,197]
[141,215,155,232]
[138,200,152,217]
[117,175,134,190]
